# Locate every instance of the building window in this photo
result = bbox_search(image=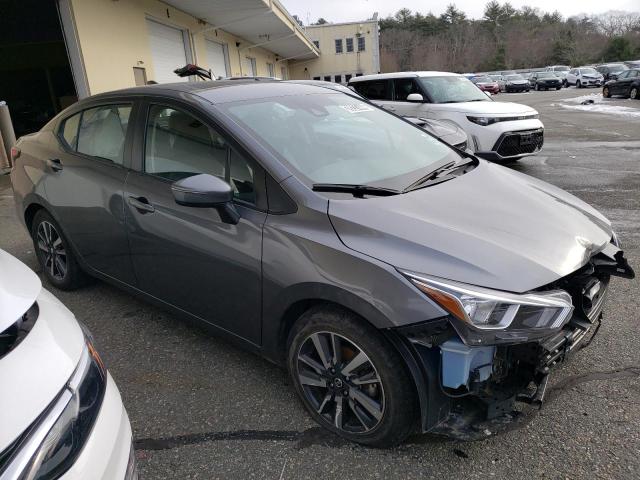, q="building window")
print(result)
[313,76,321,80]
[334,75,342,83]
[313,40,319,49]
[346,38,354,53]
[357,36,365,52]
[267,62,275,77]
[323,75,331,82]
[345,74,352,83]
[335,39,343,54]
